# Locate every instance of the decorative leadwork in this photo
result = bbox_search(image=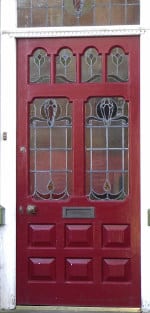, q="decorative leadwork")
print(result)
[107,47,128,82]
[29,48,50,83]
[73,0,85,13]
[30,98,71,127]
[87,98,128,126]
[30,98,72,200]
[96,98,128,125]
[17,0,140,27]
[64,0,93,25]
[56,48,76,83]
[81,48,102,83]
[34,179,69,201]
[85,97,128,201]
[29,45,128,85]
